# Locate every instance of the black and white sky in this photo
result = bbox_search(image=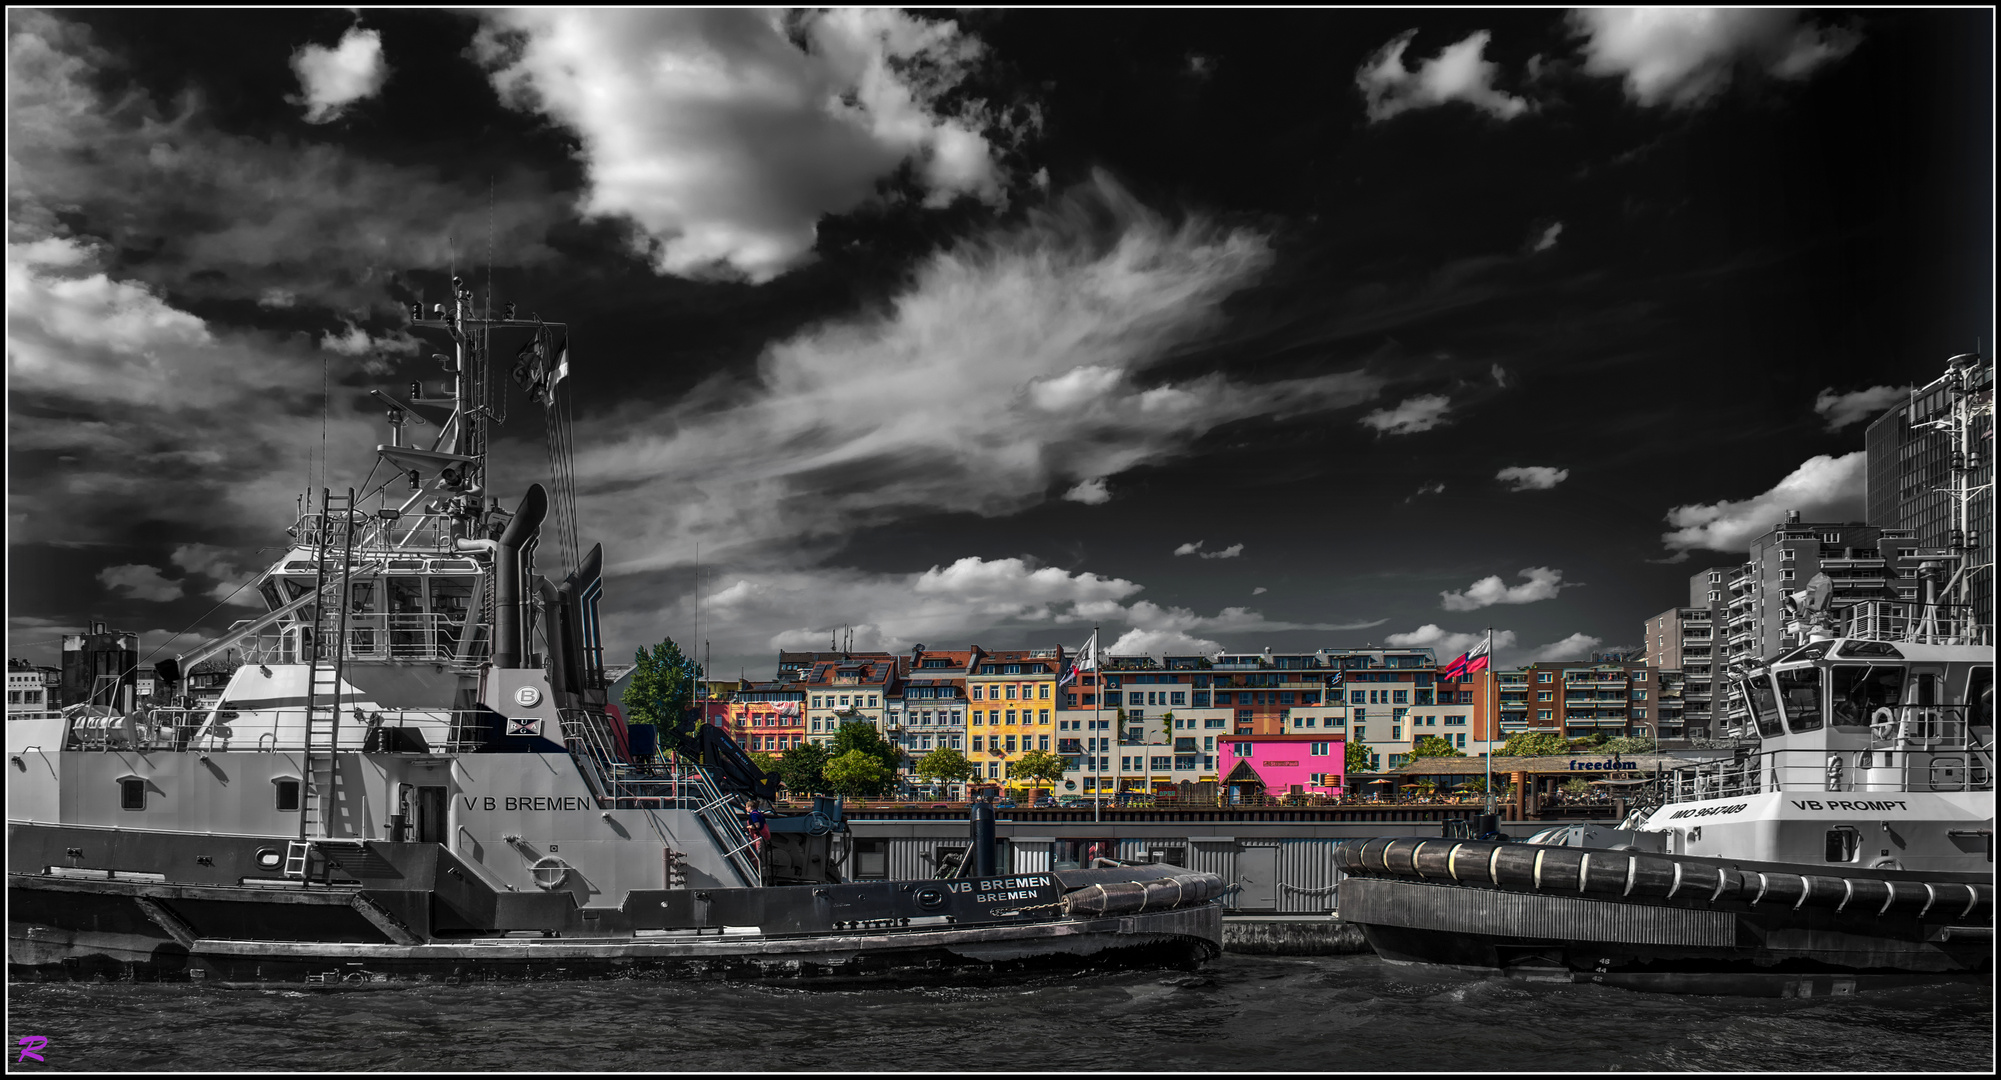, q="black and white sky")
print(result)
[7,8,1993,678]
